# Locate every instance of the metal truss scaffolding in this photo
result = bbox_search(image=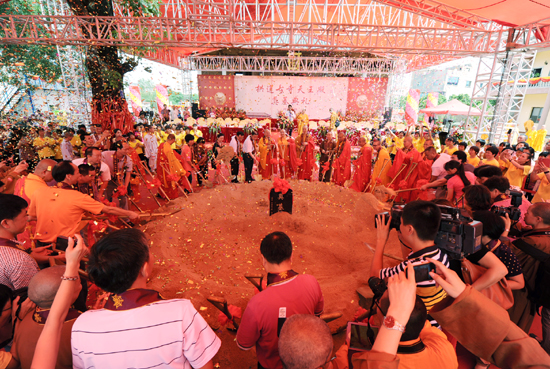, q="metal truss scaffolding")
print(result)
[464,31,536,145]
[184,56,396,76]
[41,0,91,124]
